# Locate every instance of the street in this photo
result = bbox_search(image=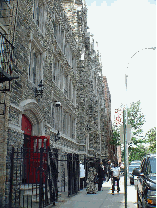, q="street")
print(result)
[55,176,137,208]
